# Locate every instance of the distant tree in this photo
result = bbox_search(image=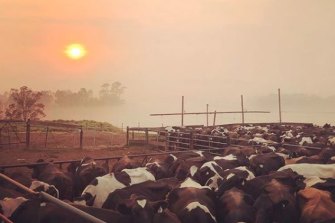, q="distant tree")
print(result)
[5,86,46,121]
[78,88,94,105]
[55,90,73,106]
[99,82,125,105]
[55,88,97,107]
[0,101,3,119]
[53,82,126,107]
[40,90,54,106]
[110,82,125,98]
[99,83,110,99]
